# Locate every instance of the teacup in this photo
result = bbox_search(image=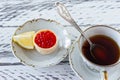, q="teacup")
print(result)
[78,25,120,80]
